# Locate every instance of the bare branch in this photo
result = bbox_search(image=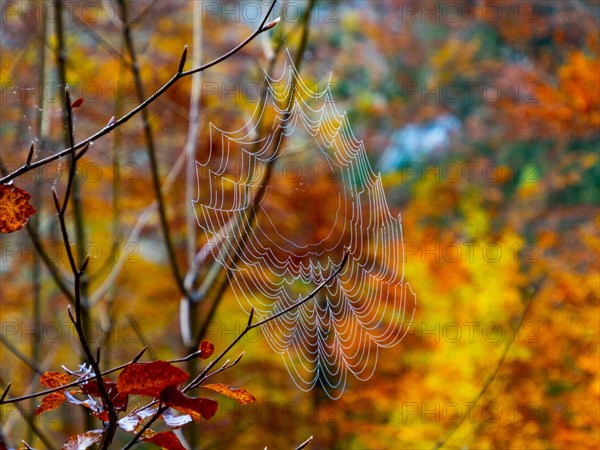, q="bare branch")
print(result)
[0,0,279,185]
